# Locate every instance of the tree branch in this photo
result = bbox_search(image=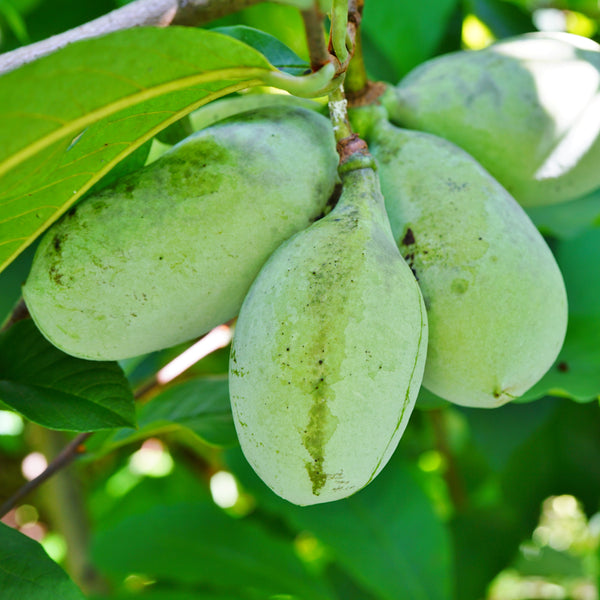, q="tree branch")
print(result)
[300,2,329,72]
[429,408,468,512]
[0,370,169,518]
[0,0,263,76]
[0,432,92,518]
